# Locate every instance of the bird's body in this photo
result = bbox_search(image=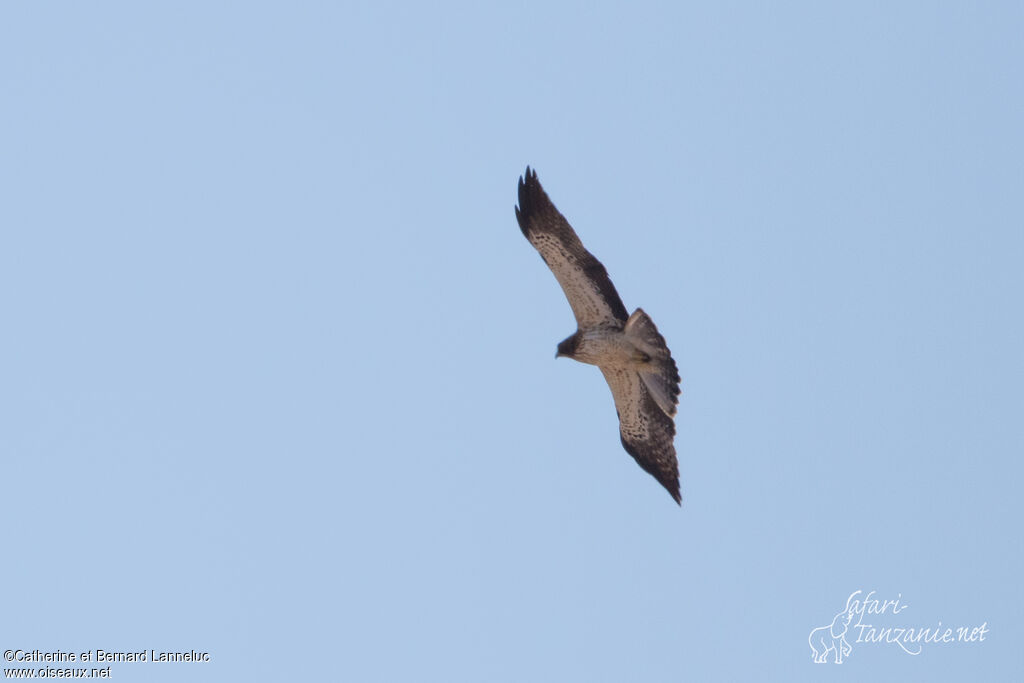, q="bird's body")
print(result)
[560,327,638,366]
[515,167,682,504]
